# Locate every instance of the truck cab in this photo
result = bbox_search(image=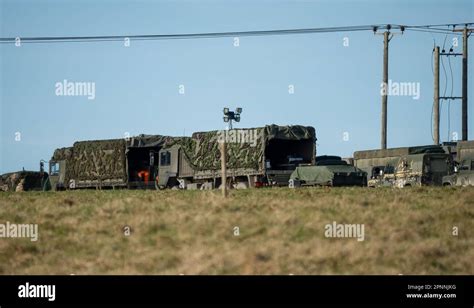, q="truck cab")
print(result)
[156,145,181,189]
[48,160,67,190]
